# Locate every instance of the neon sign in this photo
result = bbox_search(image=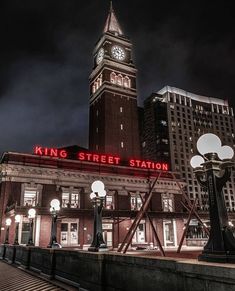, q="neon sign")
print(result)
[129,159,168,171]
[33,146,169,171]
[34,146,68,159]
[78,152,120,165]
